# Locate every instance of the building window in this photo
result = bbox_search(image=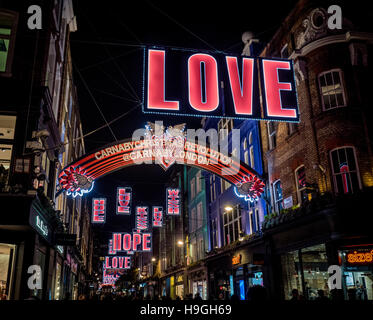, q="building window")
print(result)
[318,69,346,110]
[249,146,255,169]
[273,180,283,213]
[220,178,230,193]
[190,177,196,200]
[281,44,289,59]
[330,147,361,194]
[190,208,196,233]
[248,131,253,145]
[223,206,242,245]
[249,208,260,234]
[243,138,249,165]
[295,165,307,204]
[196,171,202,194]
[209,175,216,202]
[218,118,234,141]
[288,122,298,135]
[211,218,217,248]
[197,202,203,229]
[0,10,18,76]
[0,115,16,190]
[267,122,276,150]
